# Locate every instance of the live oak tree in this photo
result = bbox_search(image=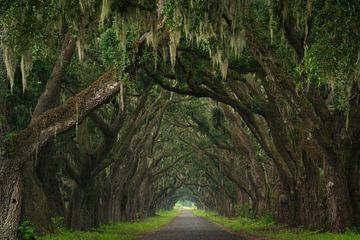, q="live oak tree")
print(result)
[143,0,360,231]
[0,0,359,239]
